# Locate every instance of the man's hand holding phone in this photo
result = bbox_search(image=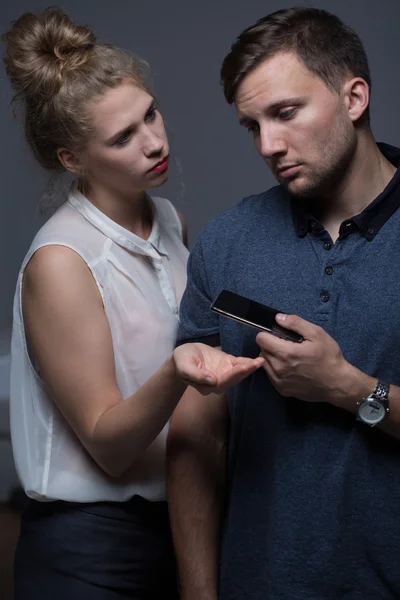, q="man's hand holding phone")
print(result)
[209,290,370,407]
[256,313,367,405]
